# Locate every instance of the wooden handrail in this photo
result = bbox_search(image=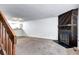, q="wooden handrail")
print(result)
[0,11,16,43]
[0,11,16,55]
